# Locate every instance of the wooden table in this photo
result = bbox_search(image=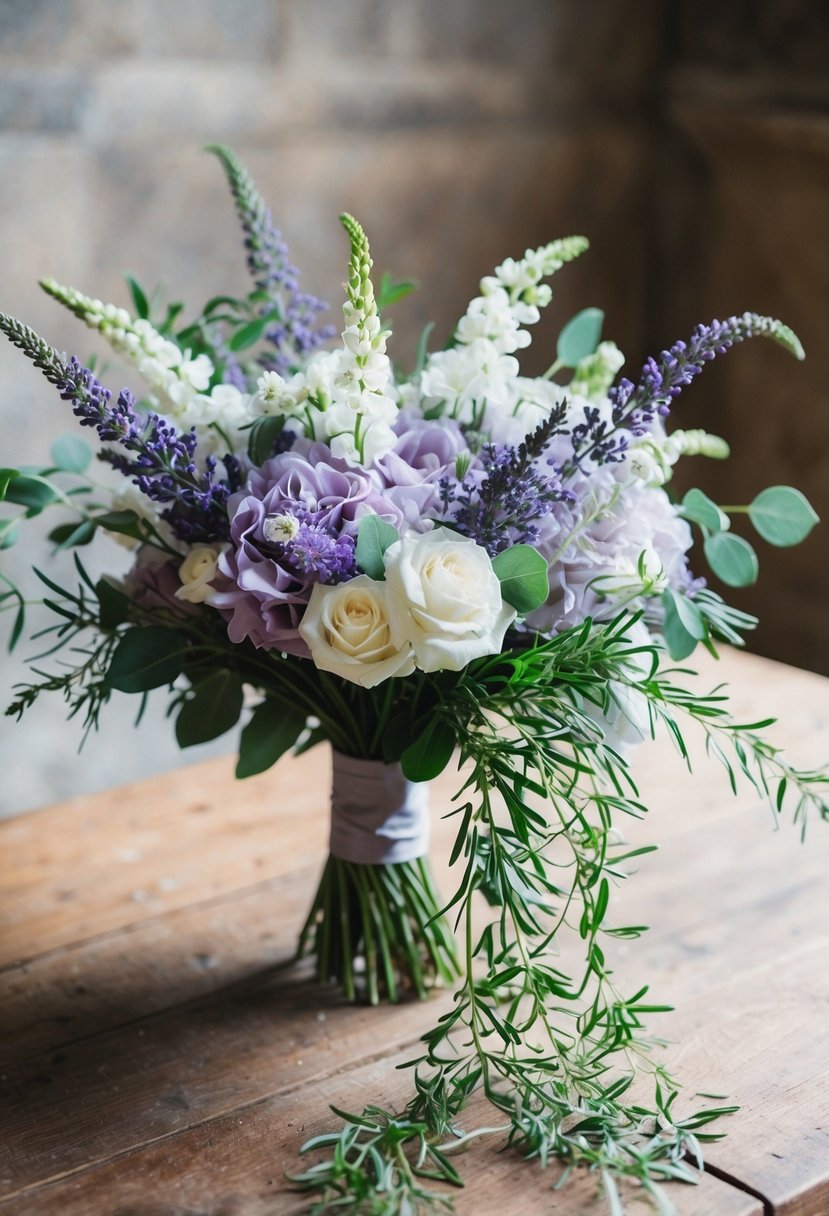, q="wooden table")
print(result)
[1,648,827,1215]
